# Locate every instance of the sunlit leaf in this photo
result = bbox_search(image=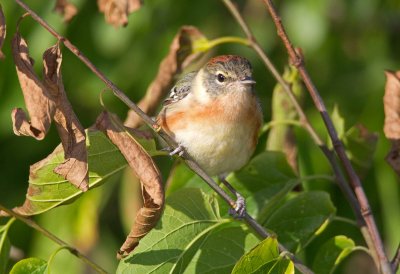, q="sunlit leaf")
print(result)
[10,258,47,274]
[232,237,279,273]
[4,128,160,216]
[232,237,295,274]
[117,188,260,274]
[263,191,336,252]
[313,235,357,274]
[267,257,294,274]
